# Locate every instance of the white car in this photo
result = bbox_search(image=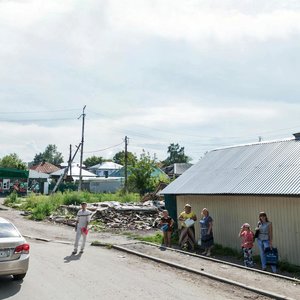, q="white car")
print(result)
[0,217,30,280]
